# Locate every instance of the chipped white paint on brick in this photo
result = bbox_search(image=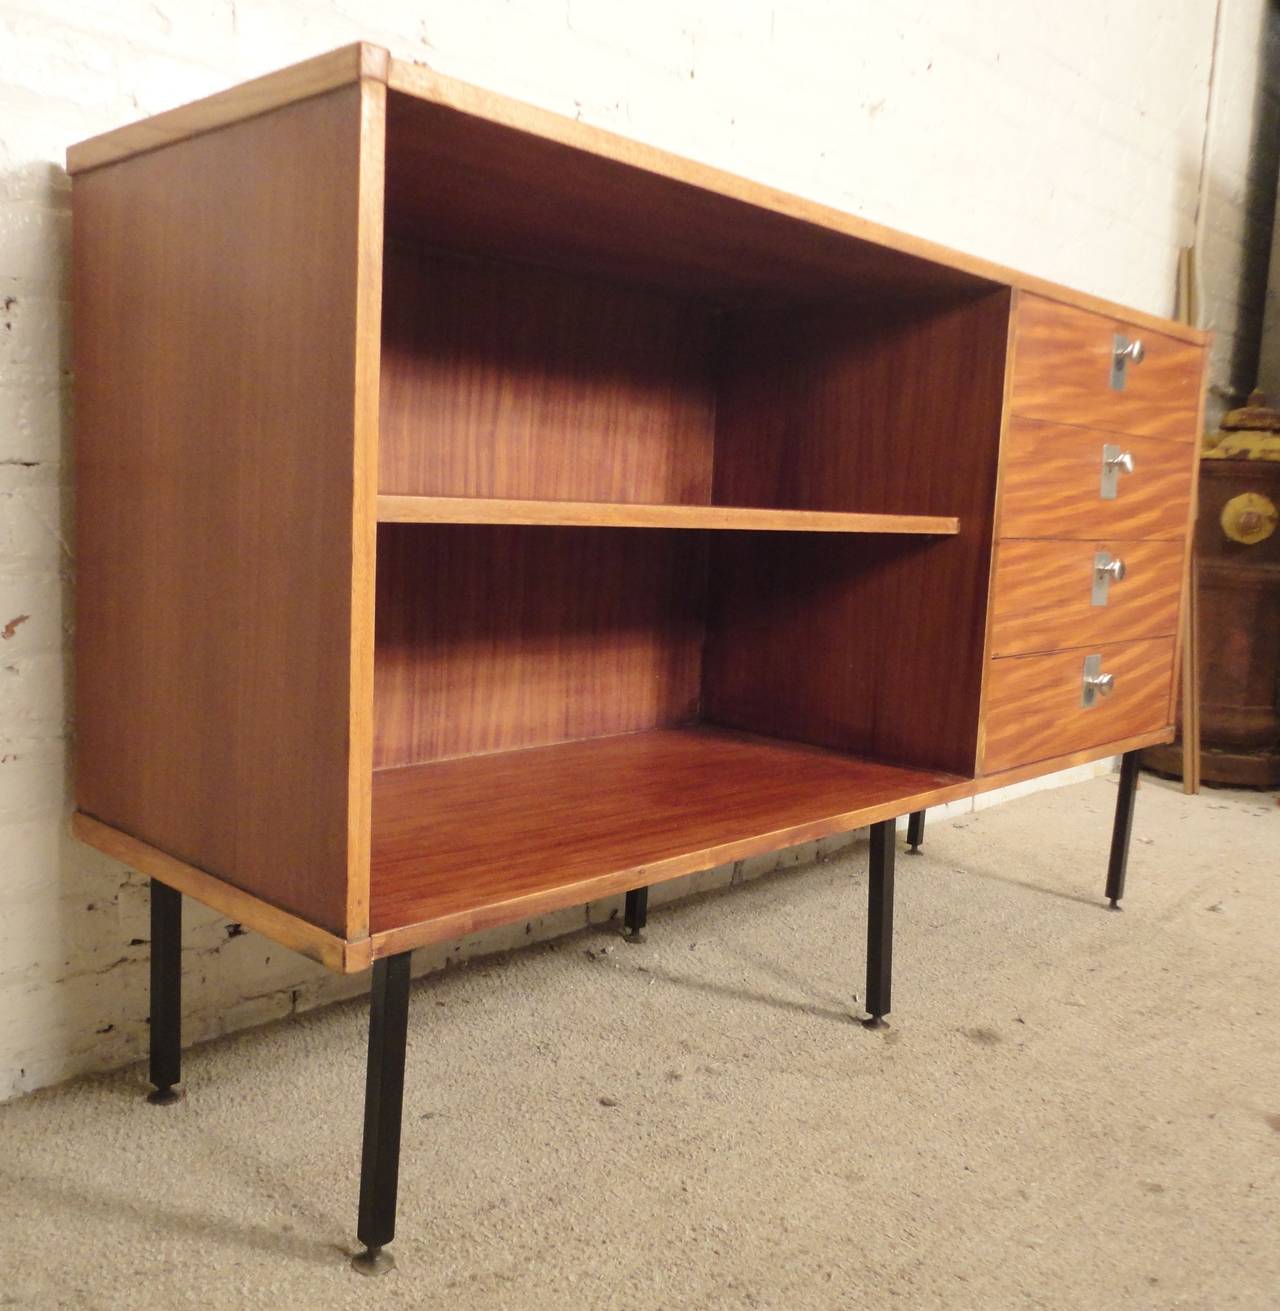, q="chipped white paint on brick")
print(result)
[0,1,1264,1100]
